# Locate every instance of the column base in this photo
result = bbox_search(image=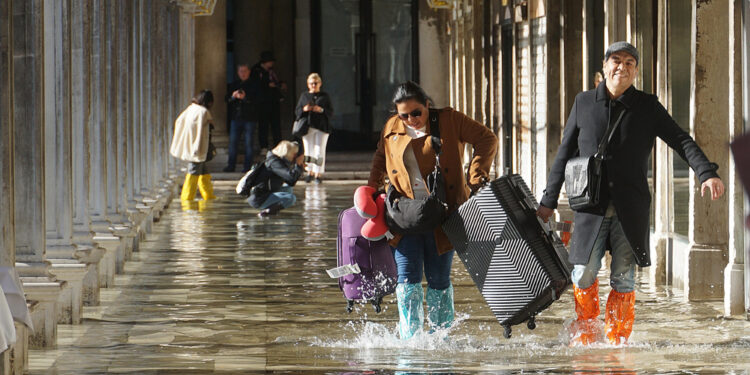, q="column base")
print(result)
[684,244,728,301]
[92,234,122,288]
[724,262,745,315]
[110,224,137,272]
[10,320,29,373]
[22,279,64,348]
[650,235,669,285]
[72,244,105,306]
[48,261,88,324]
